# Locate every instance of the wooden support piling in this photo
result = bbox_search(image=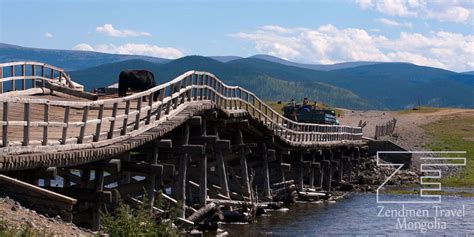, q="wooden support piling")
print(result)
[216,149,230,198]
[261,143,271,200]
[236,128,251,197]
[177,123,190,218]
[199,154,207,207]
[298,152,304,191]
